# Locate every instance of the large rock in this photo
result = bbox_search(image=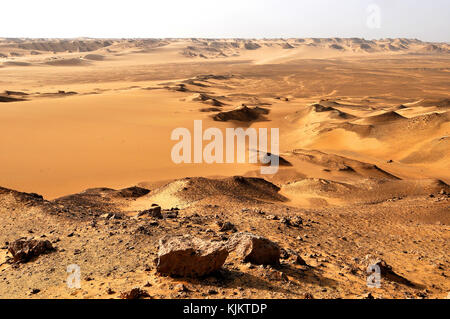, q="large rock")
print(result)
[156,235,228,277]
[8,239,55,263]
[227,232,280,265]
[119,288,150,299]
